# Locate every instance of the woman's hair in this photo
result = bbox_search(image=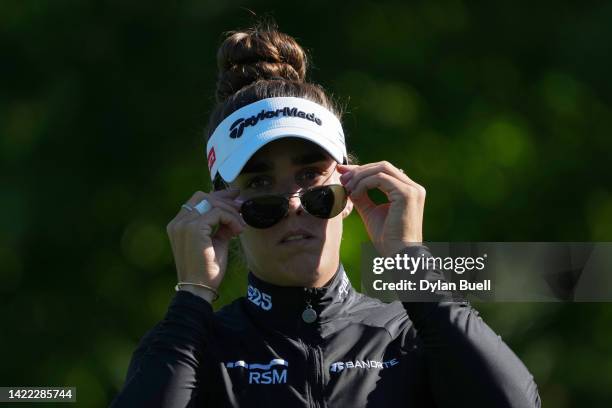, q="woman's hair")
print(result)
[206,19,341,137]
[206,19,357,190]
